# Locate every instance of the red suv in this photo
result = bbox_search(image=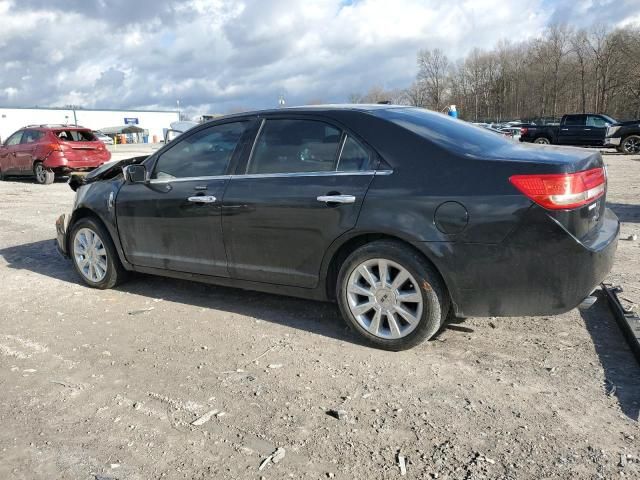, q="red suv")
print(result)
[0,125,111,184]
